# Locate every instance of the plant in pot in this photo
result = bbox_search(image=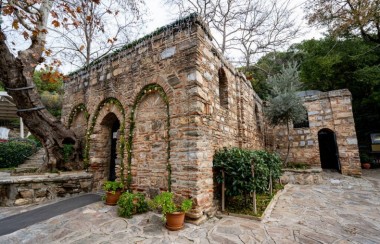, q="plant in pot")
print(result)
[360,153,371,169]
[103,181,124,205]
[150,191,193,231]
